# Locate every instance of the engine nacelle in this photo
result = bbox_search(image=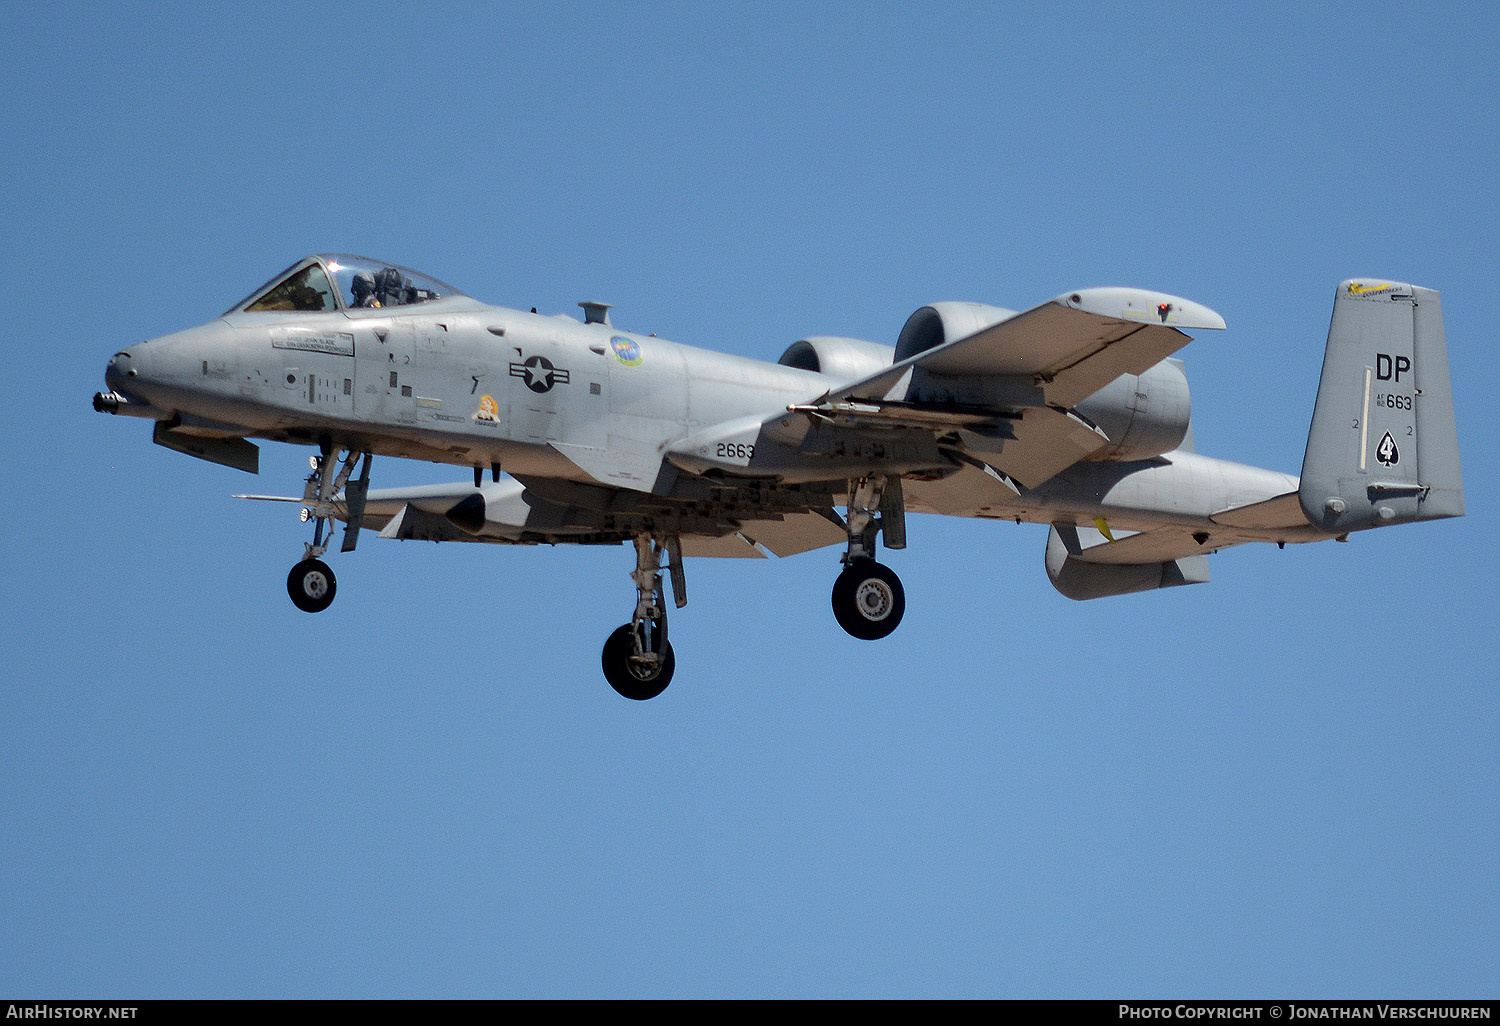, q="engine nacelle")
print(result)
[898,301,1192,460]
[778,336,895,383]
[893,302,1018,362]
[1074,358,1192,461]
[790,306,1190,461]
